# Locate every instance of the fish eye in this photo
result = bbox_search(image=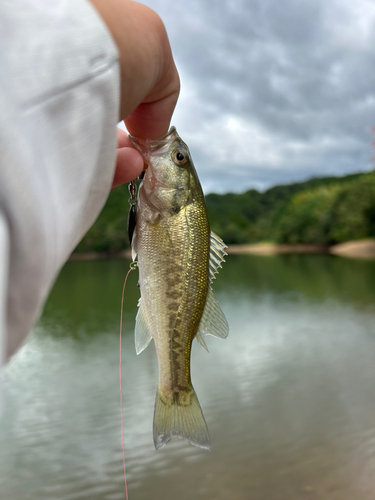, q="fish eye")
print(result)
[172,149,189,167]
